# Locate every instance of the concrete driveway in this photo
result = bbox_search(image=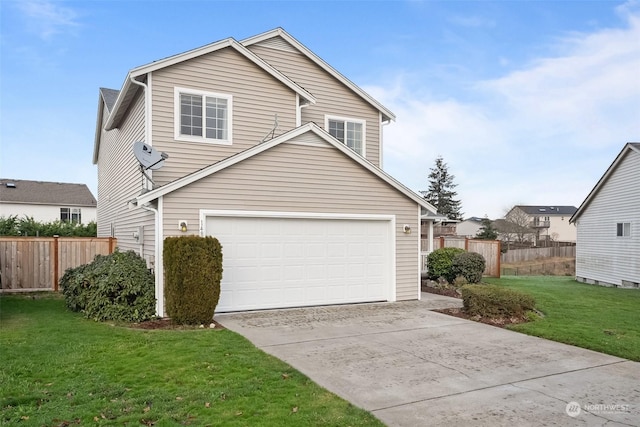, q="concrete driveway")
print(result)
[215,294,639,426]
